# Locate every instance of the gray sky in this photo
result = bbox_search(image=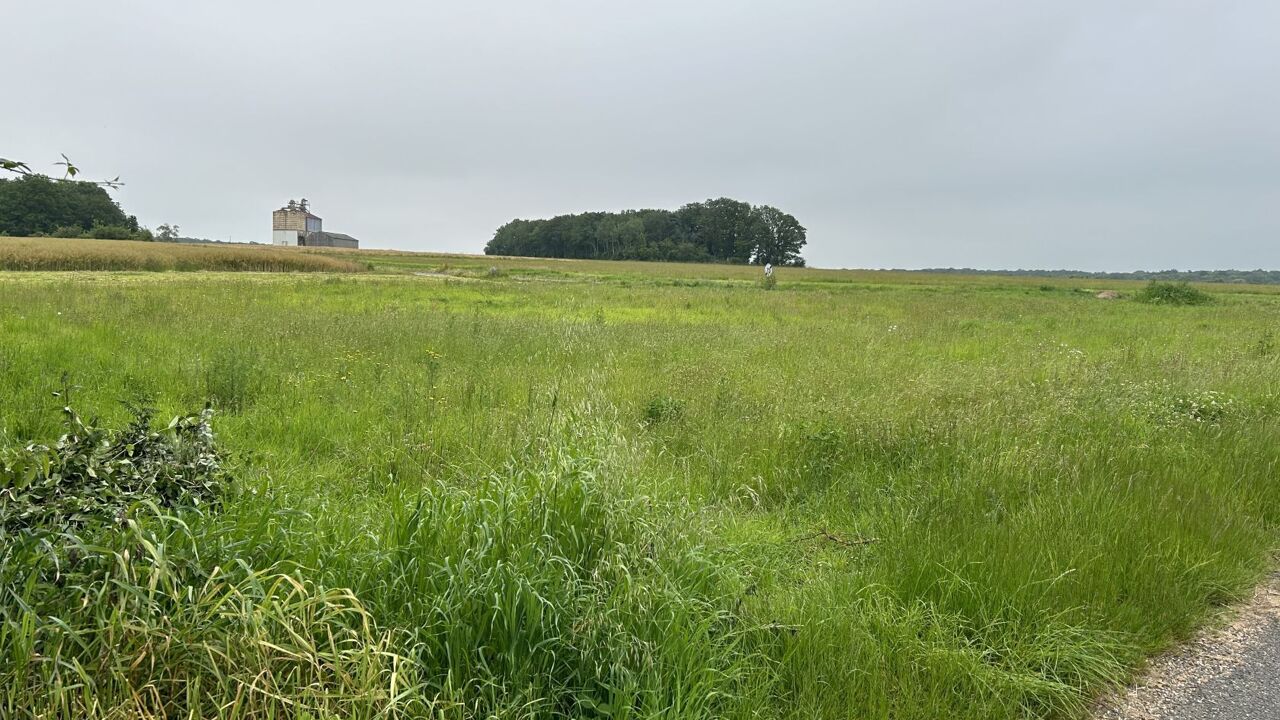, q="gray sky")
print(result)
[4,1,1277,270]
